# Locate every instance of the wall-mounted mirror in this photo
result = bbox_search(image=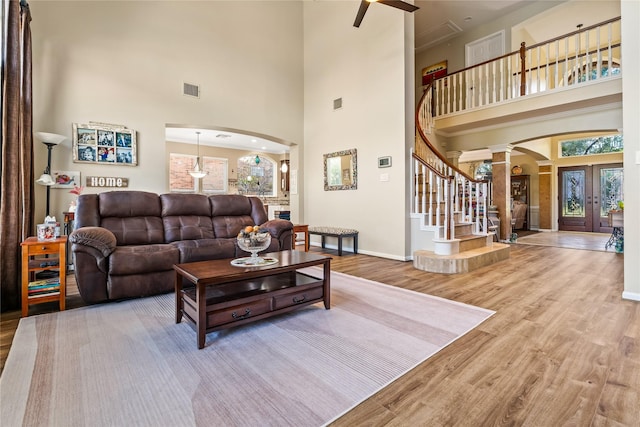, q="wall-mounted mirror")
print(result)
[324,148,357,191]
